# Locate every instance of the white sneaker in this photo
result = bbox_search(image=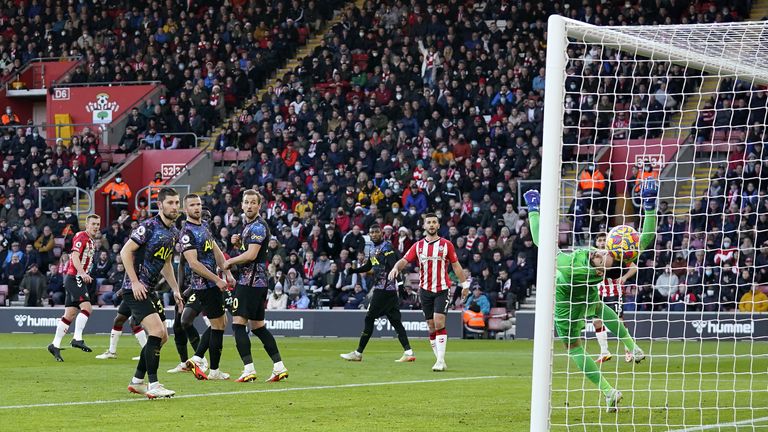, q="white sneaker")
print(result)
[95,351,117,360]
[395,353,416,363]
[595,353,612,364]
[127,382,147,395]
[145,383,175,399]
[432,360,447,372]
[632,347,646,364]
[265,368,289,382]
[340,351,362,361]
[235,370,258,383]
[200,357,209,371]
[167,362,190,373]
[606,389,623,412]
[207,369,230,380]
[624,350,634,363]
[132,355,141,361]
